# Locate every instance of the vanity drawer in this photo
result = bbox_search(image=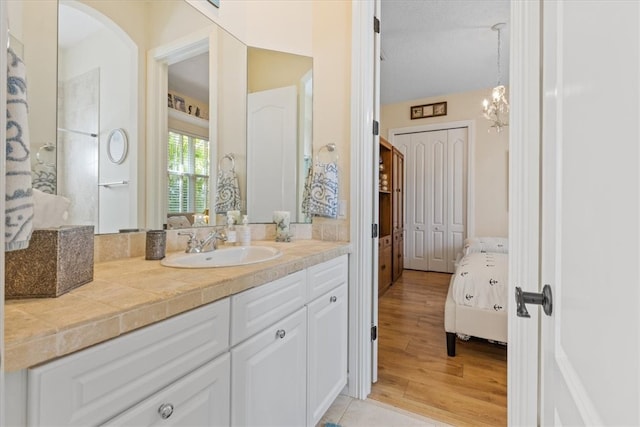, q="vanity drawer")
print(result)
[231,270,306,346]
[102,353,230,426]
[27,298,230,427]
[307,254,348,301]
